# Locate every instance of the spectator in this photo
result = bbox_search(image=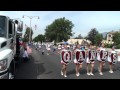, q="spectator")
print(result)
[22,47,29,62]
